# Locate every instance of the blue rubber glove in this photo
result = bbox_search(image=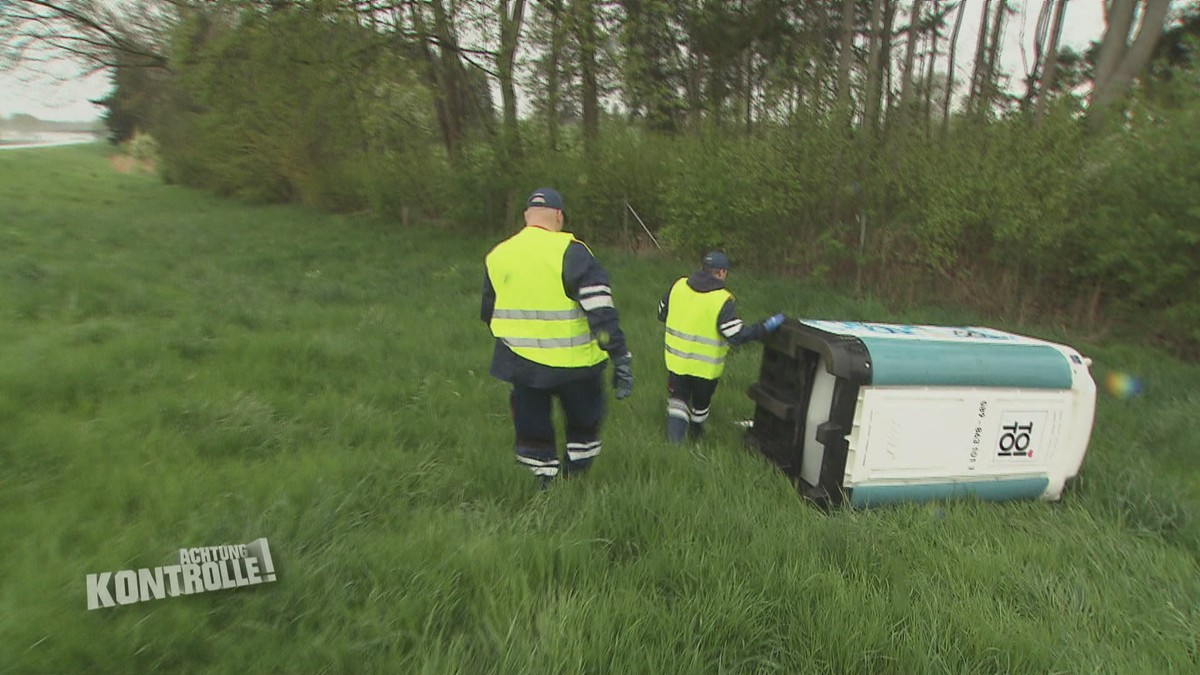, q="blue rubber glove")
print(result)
[763,314,786,332]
